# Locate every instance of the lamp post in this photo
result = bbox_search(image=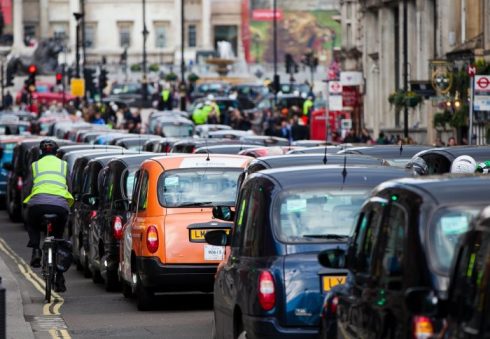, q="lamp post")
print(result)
[142,0,149,105]
[273,0,278,105]
[73,12,83,78]
[180,0,186,111]
[80,0,86,72]
[403,0,409,140]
